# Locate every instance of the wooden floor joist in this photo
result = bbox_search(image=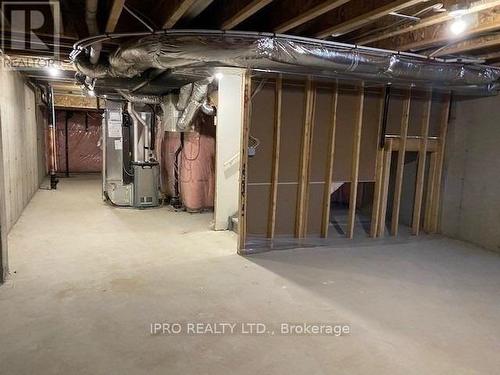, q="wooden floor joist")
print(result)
[295,78,316,238]
[237,72,252,252]
[347,83,365,239]
[267,76,283,239]
[411,89,433,236]
[321,83,339,238]
[391,89,411,236]
[378,139,393,237]
[370,89,387,238]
